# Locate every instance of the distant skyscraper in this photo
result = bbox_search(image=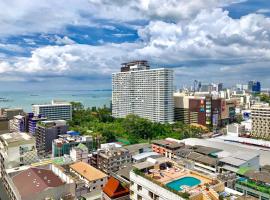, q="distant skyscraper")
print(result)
[248,81,261,93]
[112,61,174,123]
[217,83,223,92]
[32,100,72,121]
